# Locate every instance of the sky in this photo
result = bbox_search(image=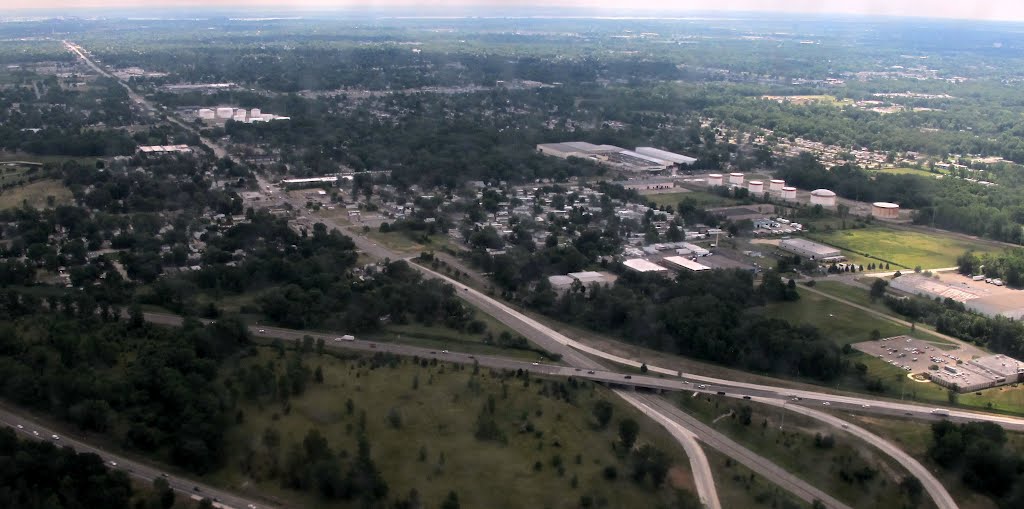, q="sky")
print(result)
[2,0,1024,22]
